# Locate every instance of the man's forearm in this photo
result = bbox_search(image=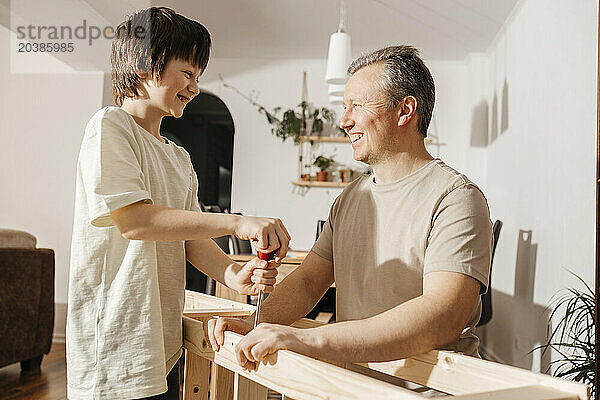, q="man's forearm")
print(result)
[295,294,464,363]
[256,271,320,325]
[256,252,334,325]
[112,202,239,241]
